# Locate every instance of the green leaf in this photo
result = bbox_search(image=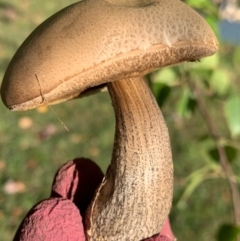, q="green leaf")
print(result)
[210,69,230,96]
[208,146,237,163]
[153,68,178,86]
[191,53,219,70]
[233,46,240,65]
[191,68,212,84]
[208,148,219,162]
[205,15,219,35]
[177,88,196,119]
[184,0,219,29]
[217,224,240,241]
[224,96,240,137]
[176,164,218,209]
[154,84,171,107]
[185,0,212,9]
